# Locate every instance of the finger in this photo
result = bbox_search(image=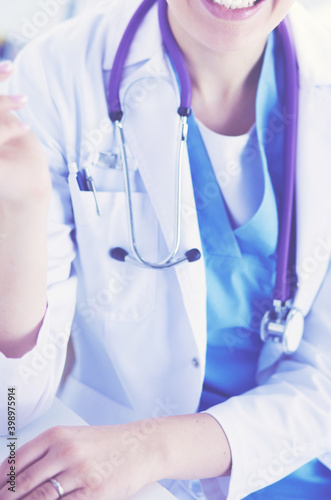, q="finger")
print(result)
[17,480,63,500]
[0,427,79,498]
[0,112,30,147]
[0,61,14,82]
[20,472,82,500]
[4,455,59,500]
[0,95,28,113]
[0,431,48,491]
